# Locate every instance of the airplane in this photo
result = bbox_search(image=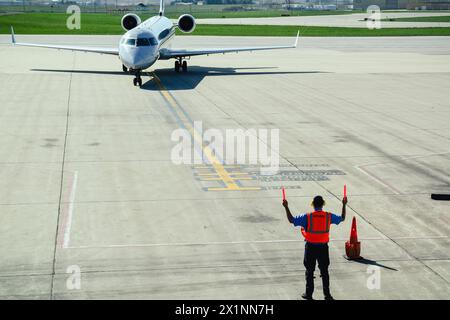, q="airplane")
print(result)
[10,0,299,87]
